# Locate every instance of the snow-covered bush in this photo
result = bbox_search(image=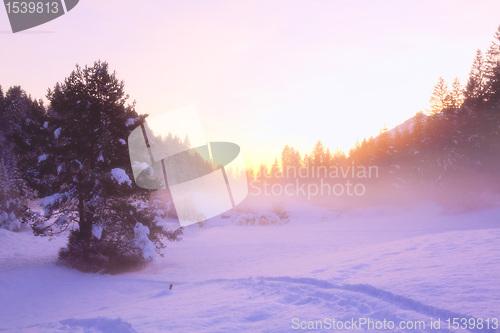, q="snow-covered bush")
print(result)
[233,203,290,226]
[234,205,290,226]
[234,213,288,226]
[0,211,21,231]
[270,203,290,222]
